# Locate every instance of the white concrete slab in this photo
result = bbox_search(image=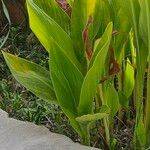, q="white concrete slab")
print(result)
[0,109,100,150]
